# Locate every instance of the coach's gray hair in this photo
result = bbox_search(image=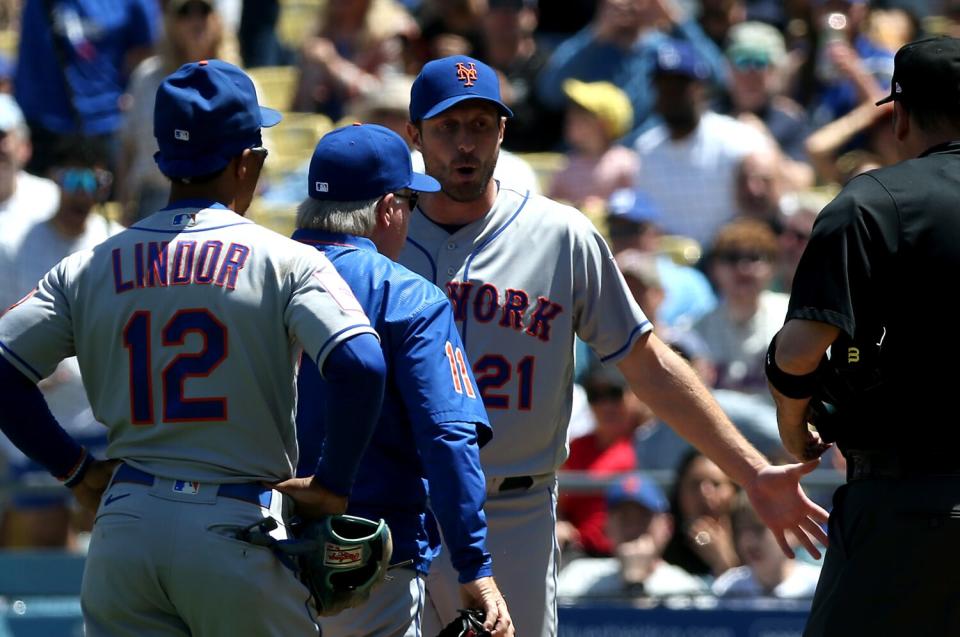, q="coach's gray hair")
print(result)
[295,197,380,236]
